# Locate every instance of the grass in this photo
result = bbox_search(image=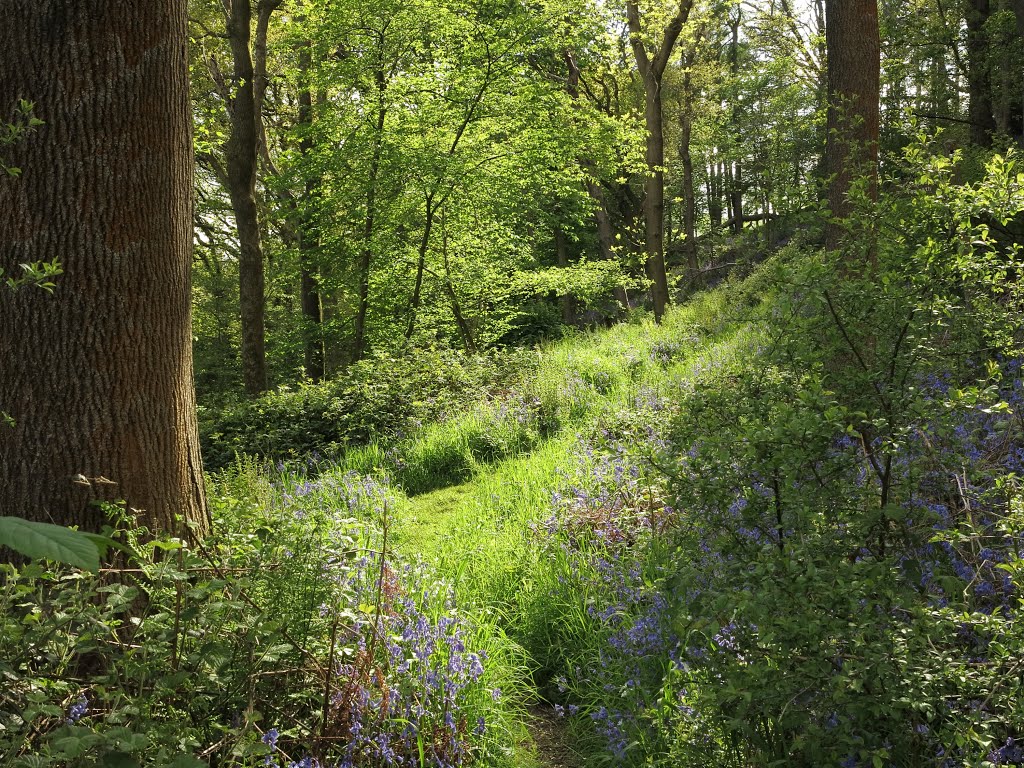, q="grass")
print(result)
[205,275,762,766]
